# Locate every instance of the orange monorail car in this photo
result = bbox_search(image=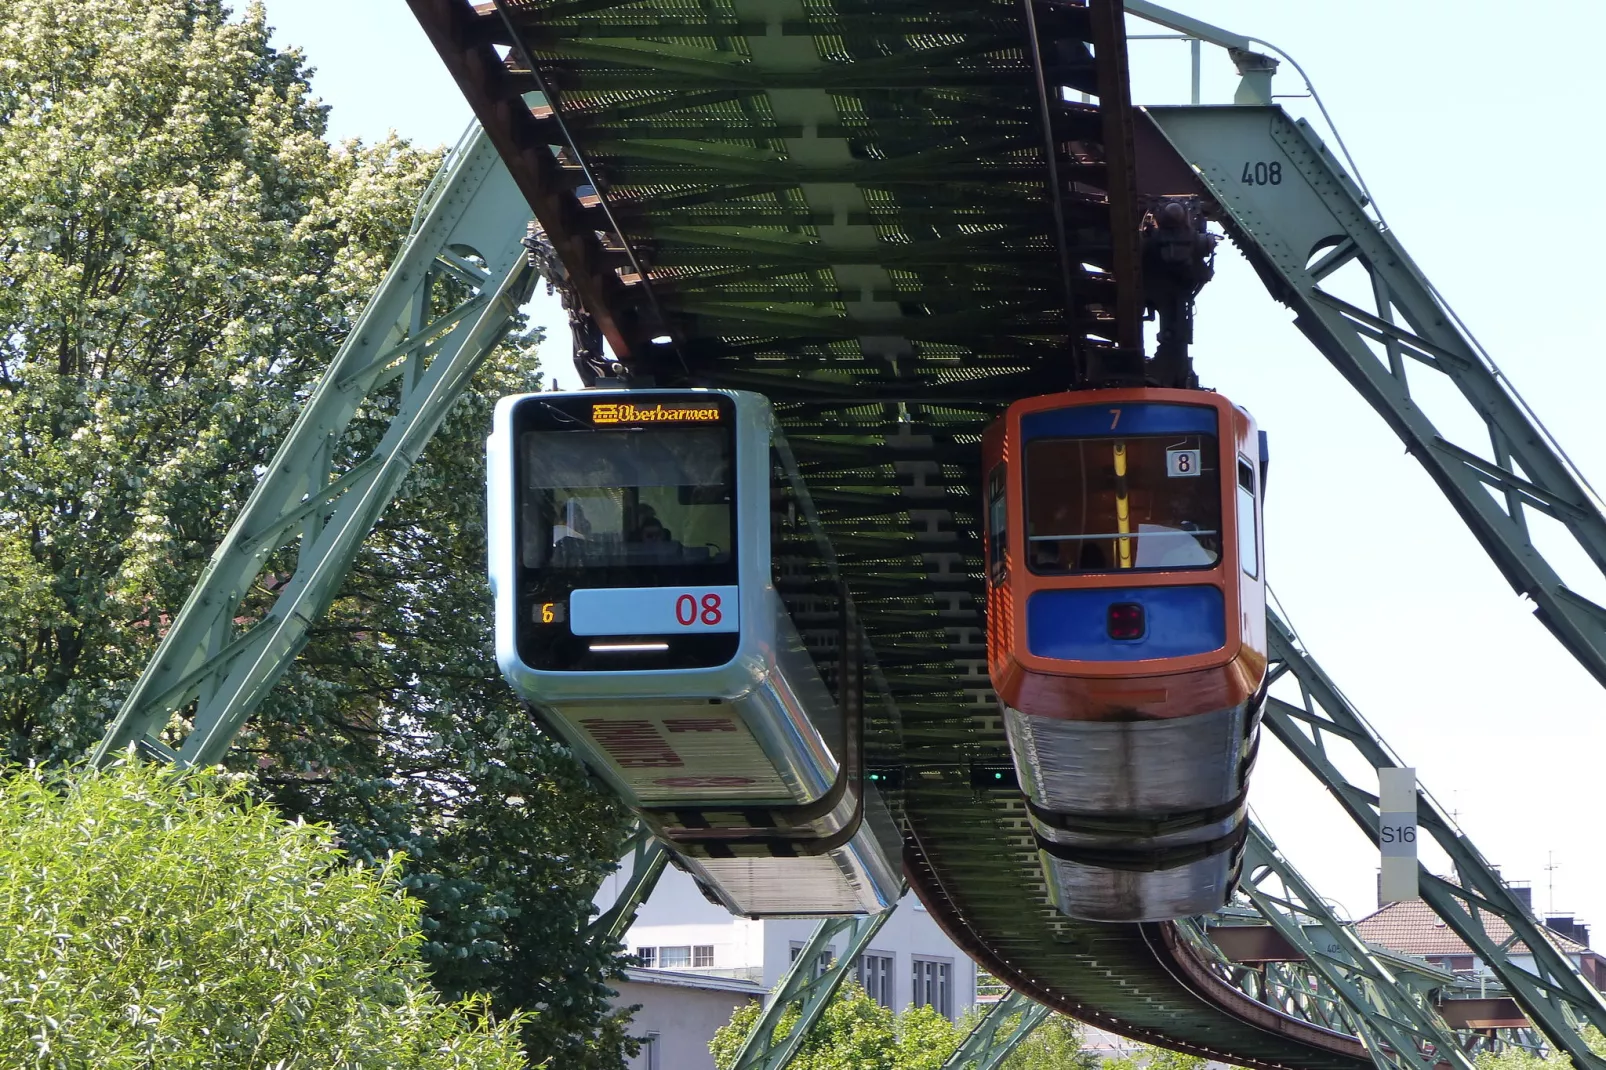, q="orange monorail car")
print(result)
[982,388,1267,921]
